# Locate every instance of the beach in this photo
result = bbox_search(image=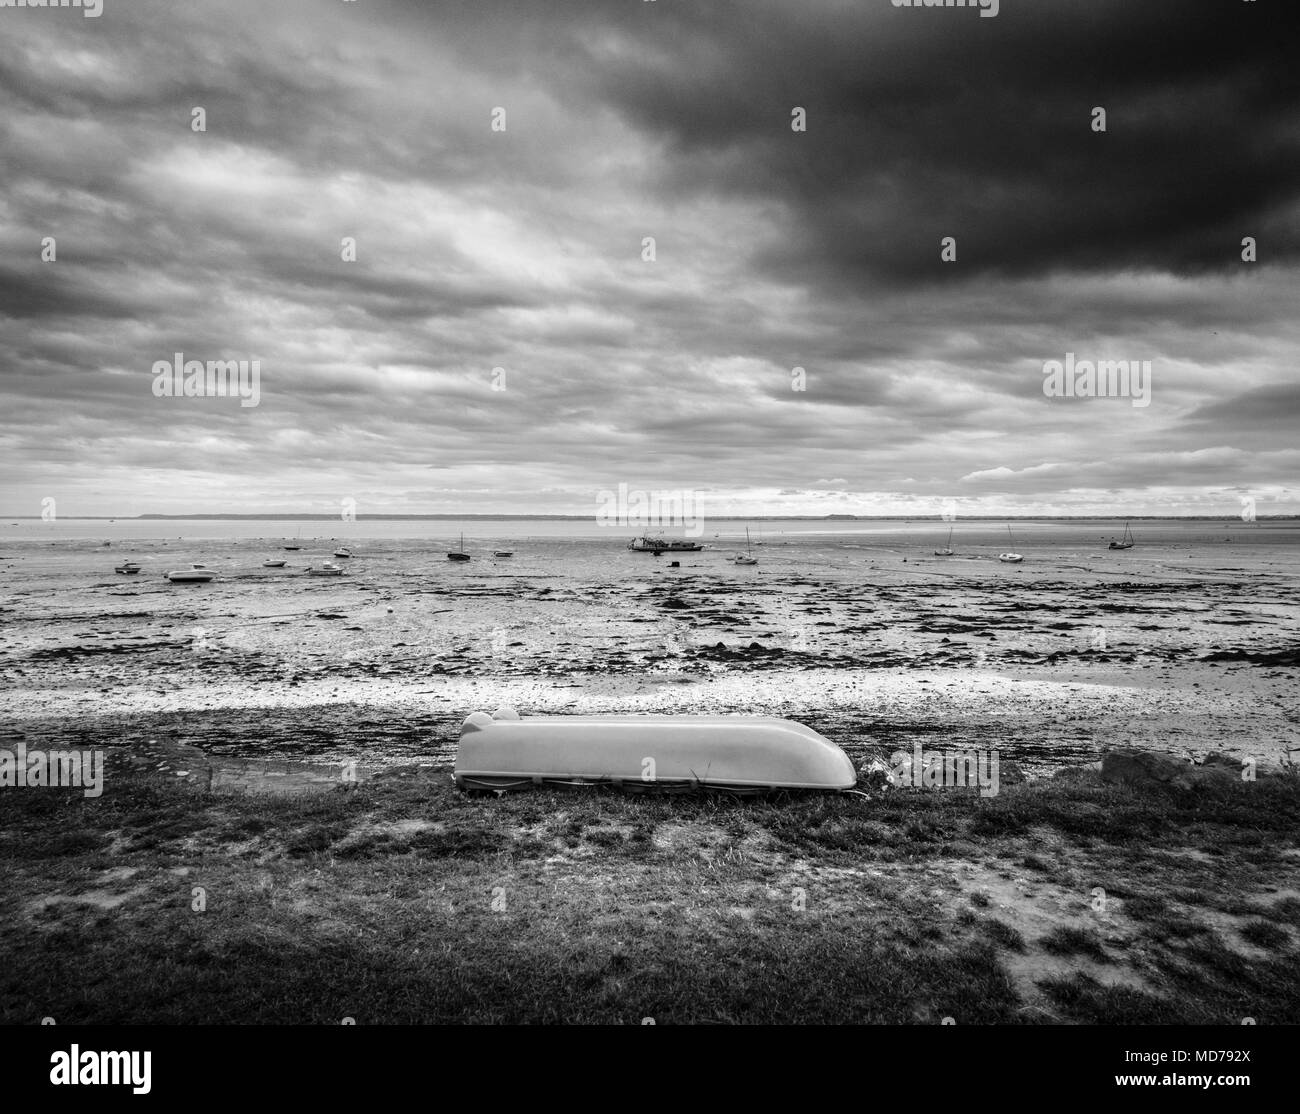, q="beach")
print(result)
[2,518,1297,778]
